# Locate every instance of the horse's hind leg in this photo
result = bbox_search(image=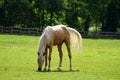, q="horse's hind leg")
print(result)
[65,40,72,71]
[57,44,63,70]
